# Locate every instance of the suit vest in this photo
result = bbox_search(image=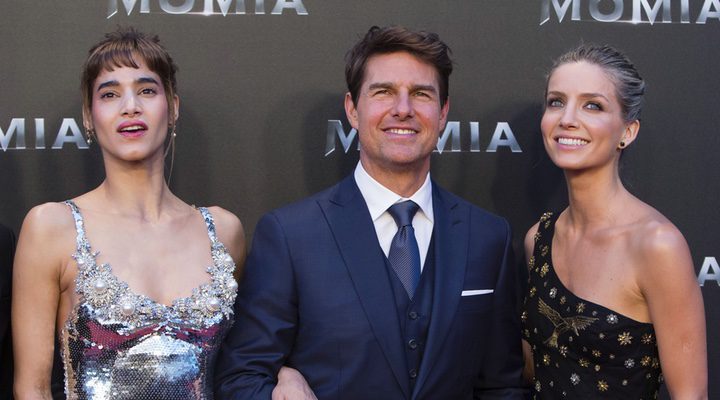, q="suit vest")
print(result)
[385,233,436,392]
